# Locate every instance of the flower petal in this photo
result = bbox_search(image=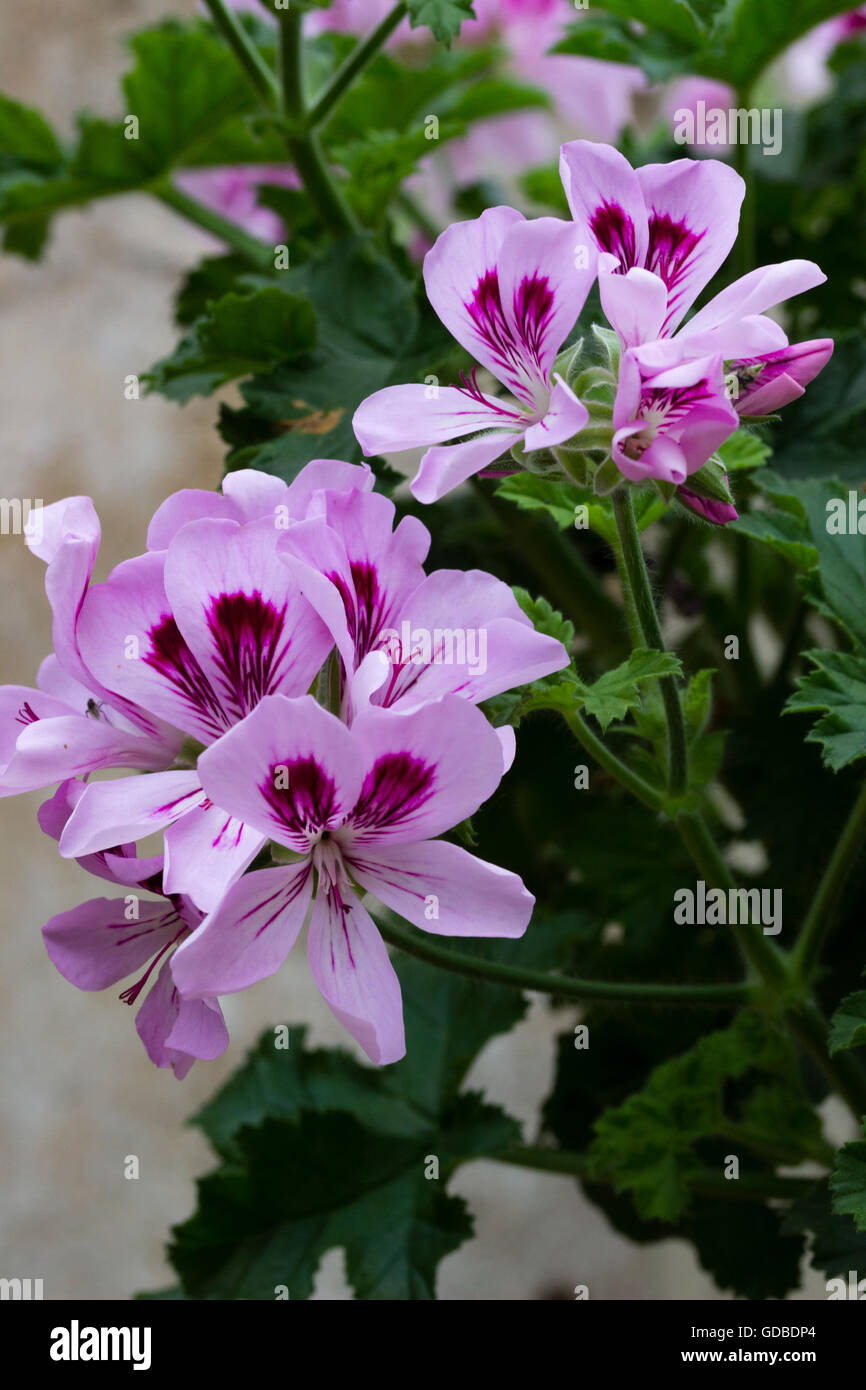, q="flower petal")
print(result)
[306,885,405,1065]
[411,431,516,504]
[196,694,365,852]
[43,896,181,990]
[523,376,588,451]
[163,801,266,913]
[170,862,312,997]
[353,382,524,456]
[559,139,648,271]
[349,839,533,938]
[137,960,229,1077]
[598,264,668,348]
[59,770,204,858]
[680,259,826,343]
